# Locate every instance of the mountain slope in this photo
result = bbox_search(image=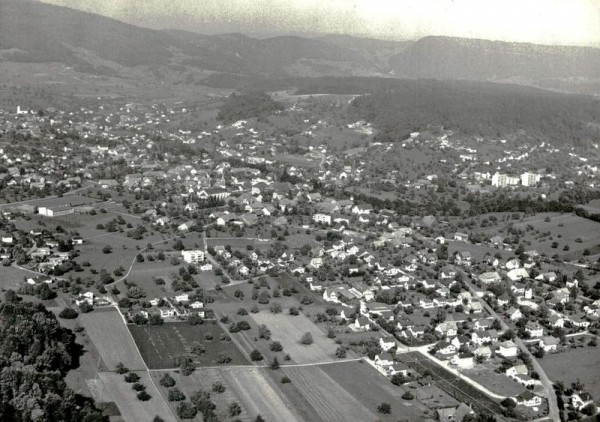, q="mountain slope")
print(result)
[390,36,600,80]
[1,0,600,88]
[0,0,187,66]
